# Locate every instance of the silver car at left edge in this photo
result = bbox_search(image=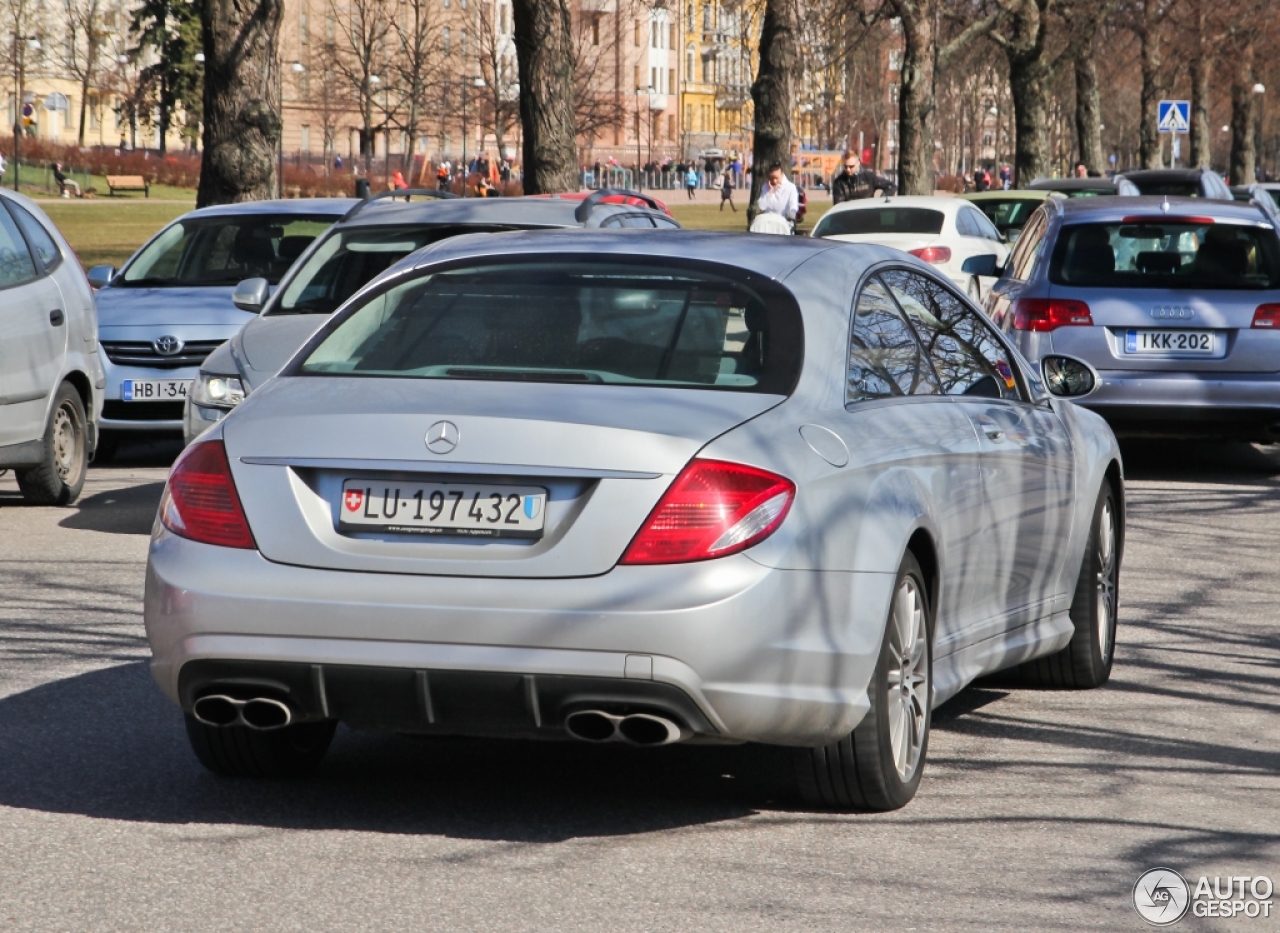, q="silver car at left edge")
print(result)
[144,229,1123,811]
